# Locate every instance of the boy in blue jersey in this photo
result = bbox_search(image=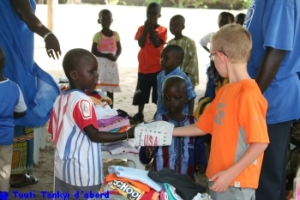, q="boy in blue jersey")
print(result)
[139,76,207,180]
[244,1,300,199]
[0,48,27,192]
